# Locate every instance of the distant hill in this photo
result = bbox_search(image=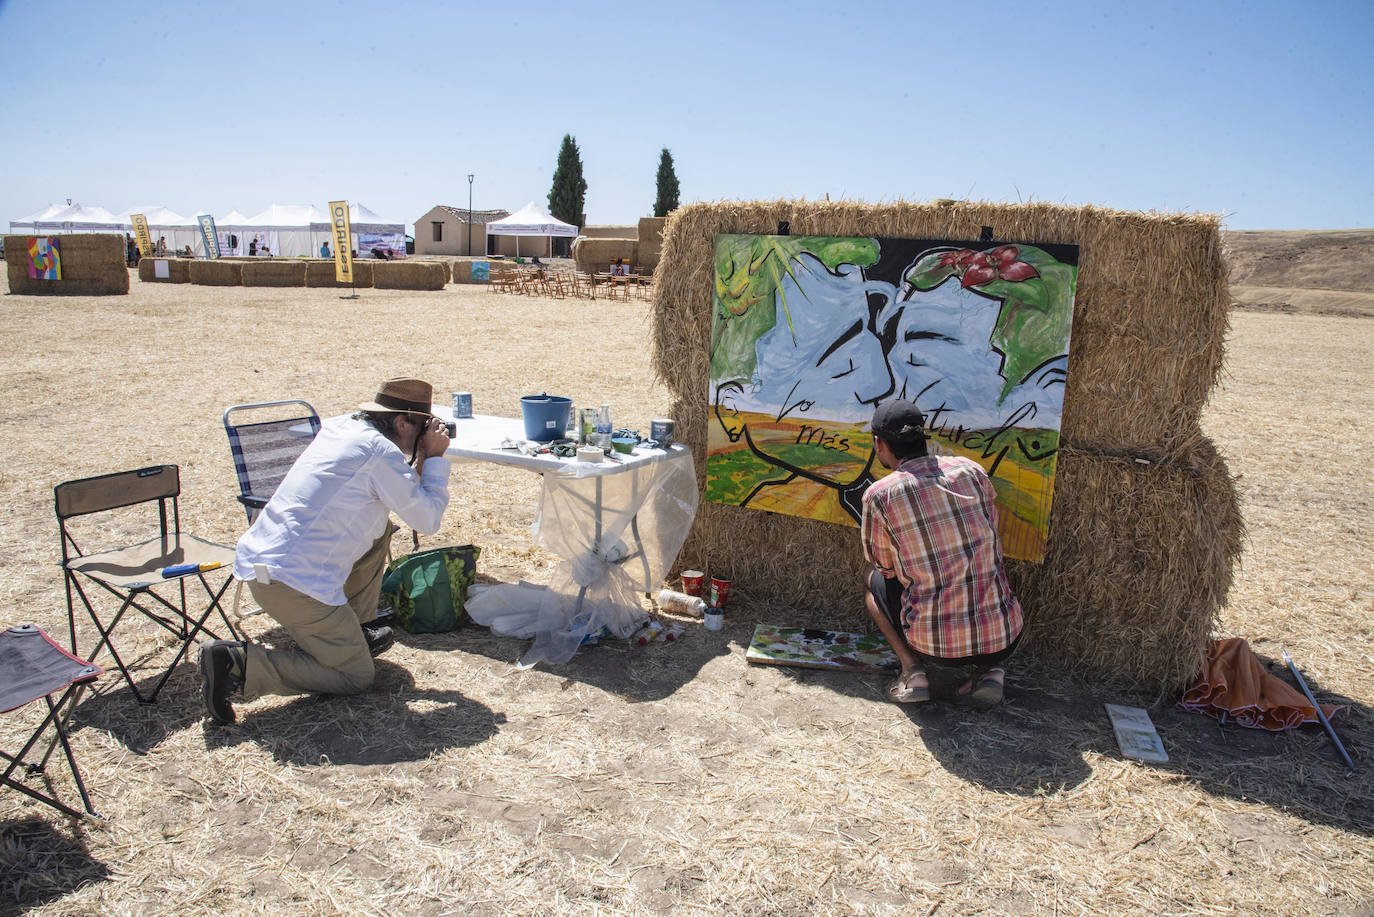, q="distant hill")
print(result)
[1222,228,1374,316]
